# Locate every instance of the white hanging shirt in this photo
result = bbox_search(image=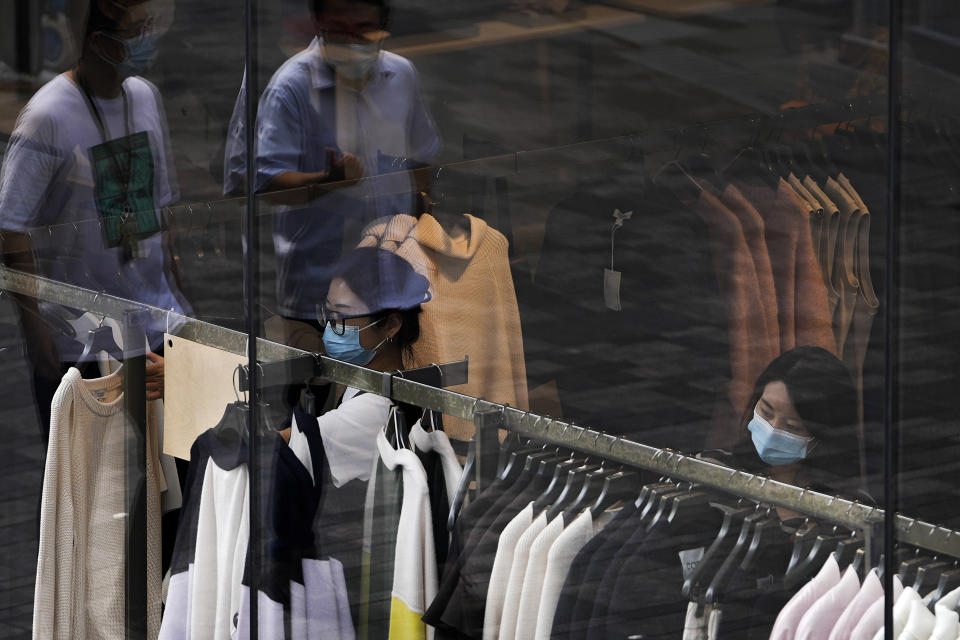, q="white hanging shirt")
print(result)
[770,554,841,640]
[498,512,548,640]
[318,387,393,487]
[796,564,861,639]
[930,584,960,640]
[829,568,884,640]
[513,514,566,639]
[483,503,535,640]
[534,508,615,640]
[850,575,904,640]
[409,419,463,502]
[897,596,938,640]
